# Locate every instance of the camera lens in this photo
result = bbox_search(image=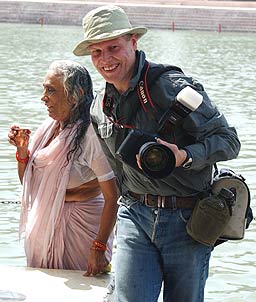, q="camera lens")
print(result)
[139,142,176,179]
[142,145,168,170]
